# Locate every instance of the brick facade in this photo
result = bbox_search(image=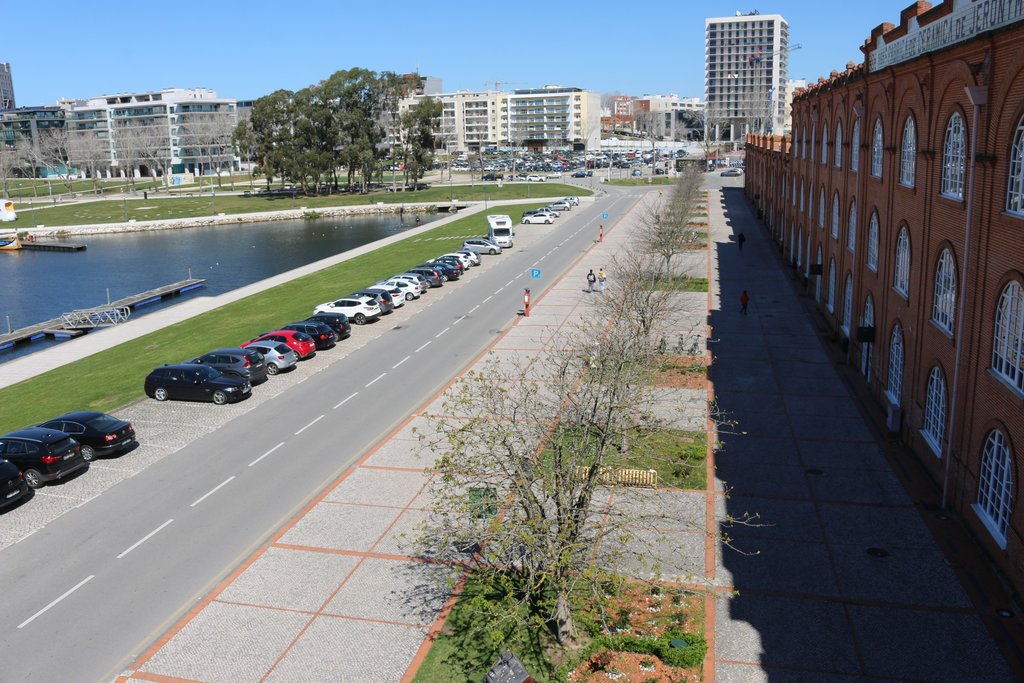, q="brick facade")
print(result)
[745,1,1024,590]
